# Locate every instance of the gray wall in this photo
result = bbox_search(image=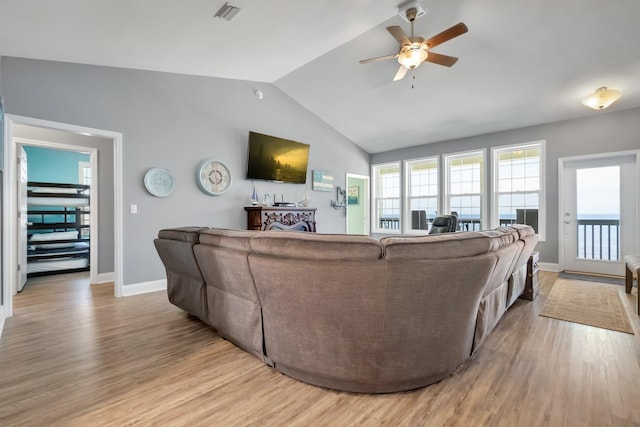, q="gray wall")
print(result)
[371,107,640,264]
[13,124,115,274]
[1,57,370,286]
